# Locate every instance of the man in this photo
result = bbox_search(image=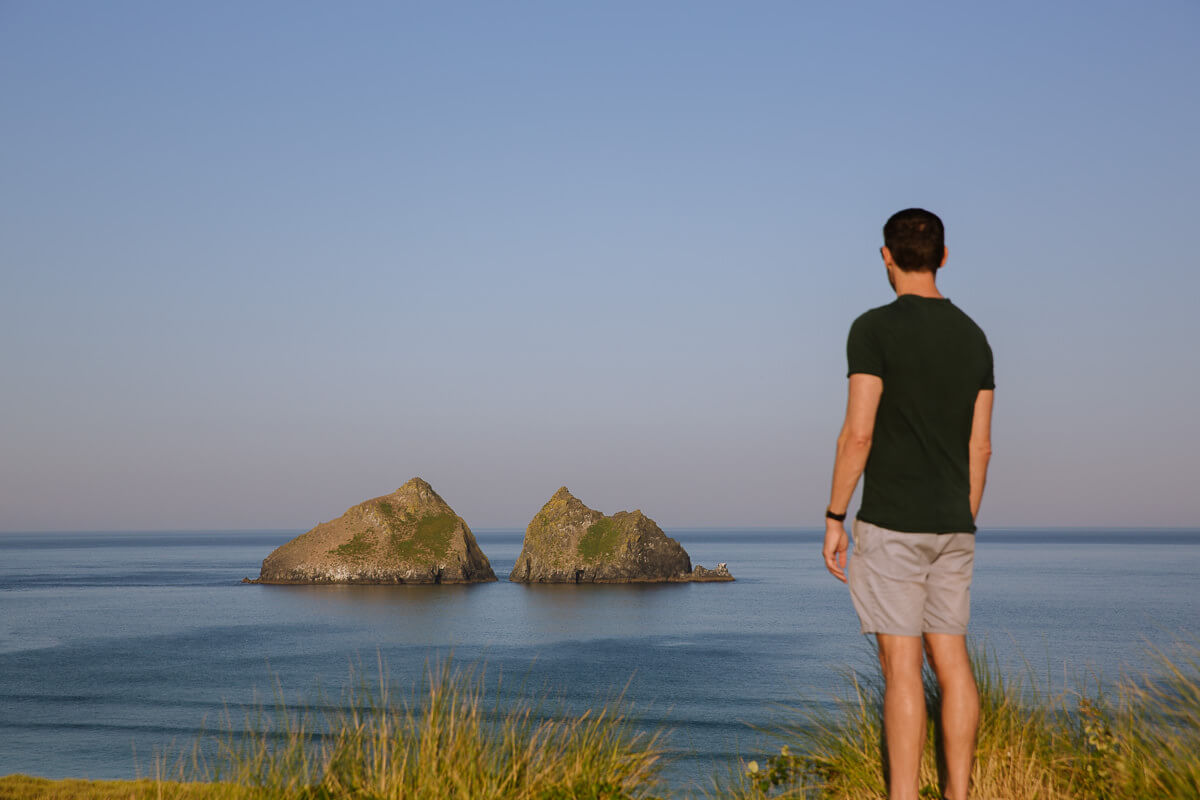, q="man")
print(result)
[822,208,994,800]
